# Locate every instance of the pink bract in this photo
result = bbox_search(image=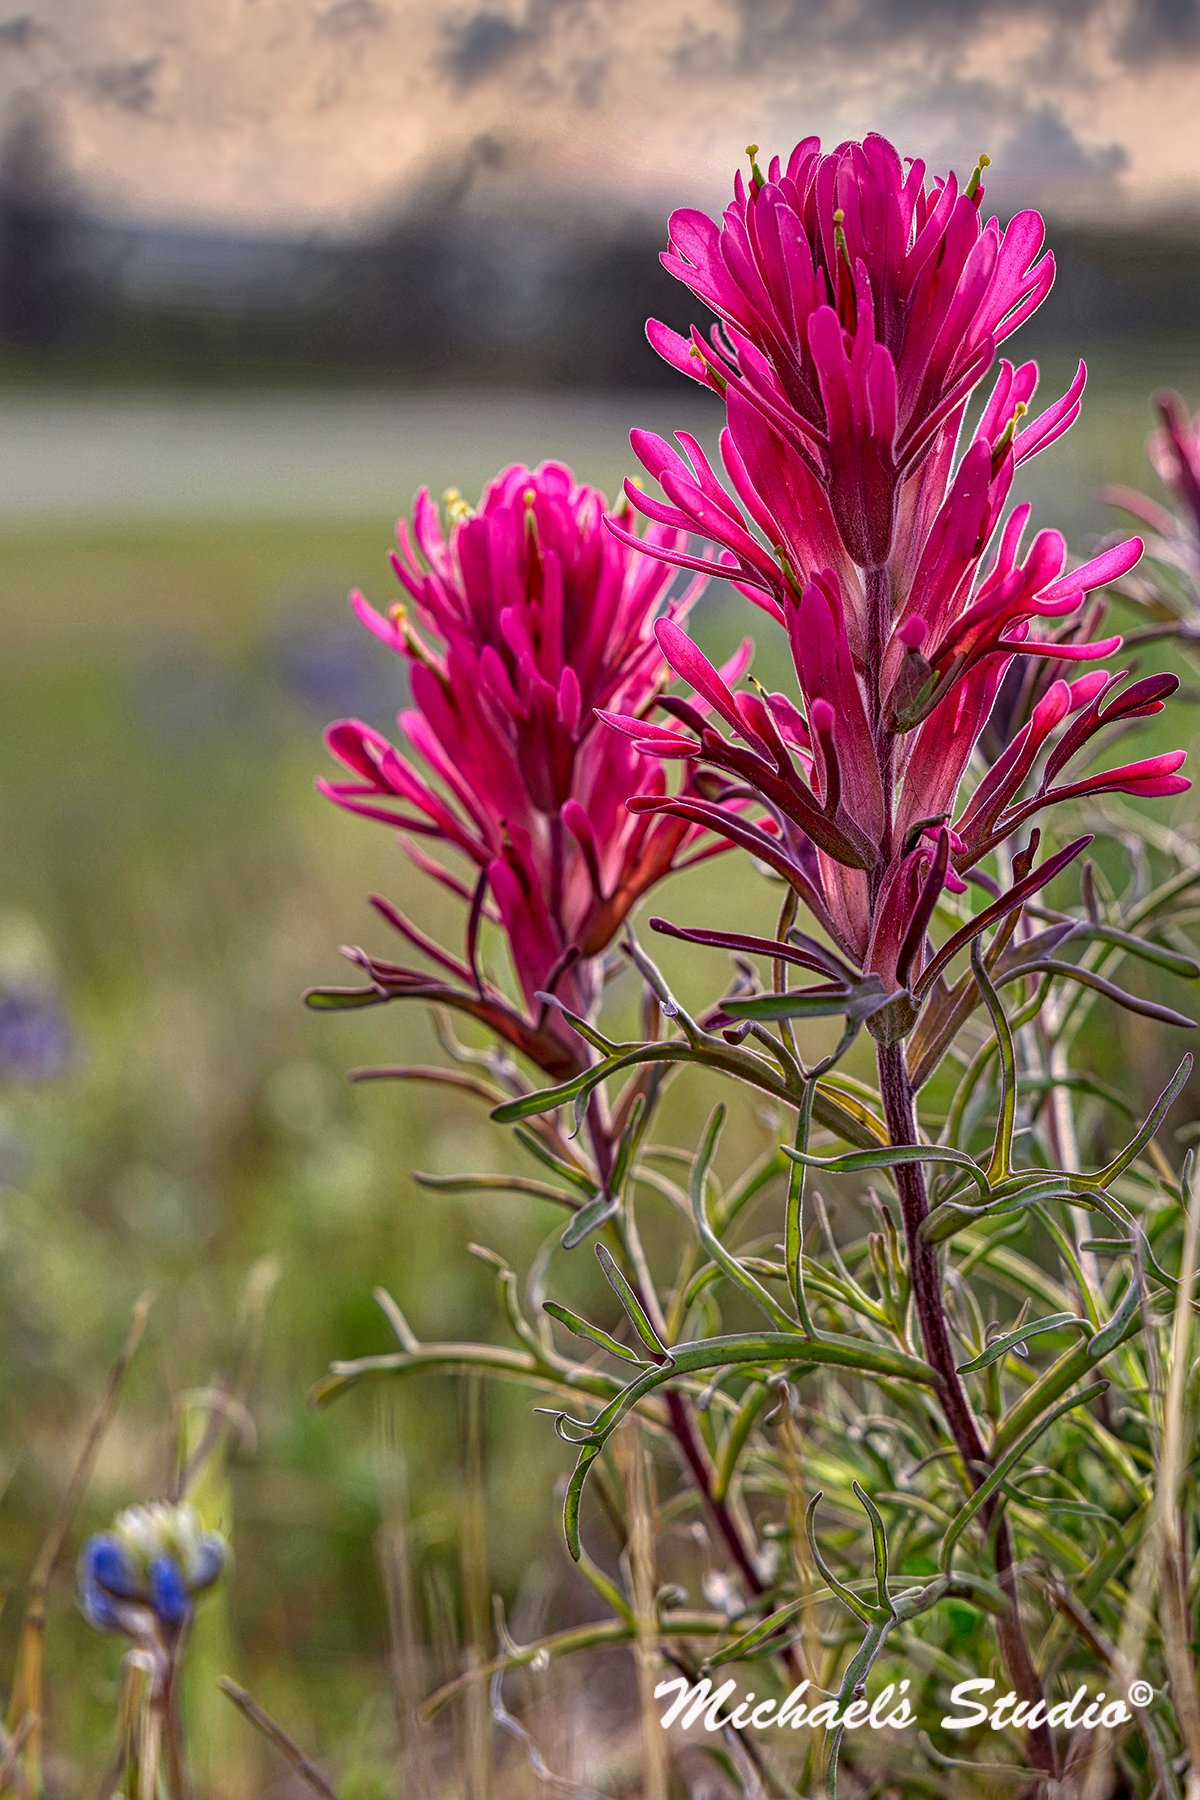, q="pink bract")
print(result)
[321,462,726,1075]
[608,134,1186,1012]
